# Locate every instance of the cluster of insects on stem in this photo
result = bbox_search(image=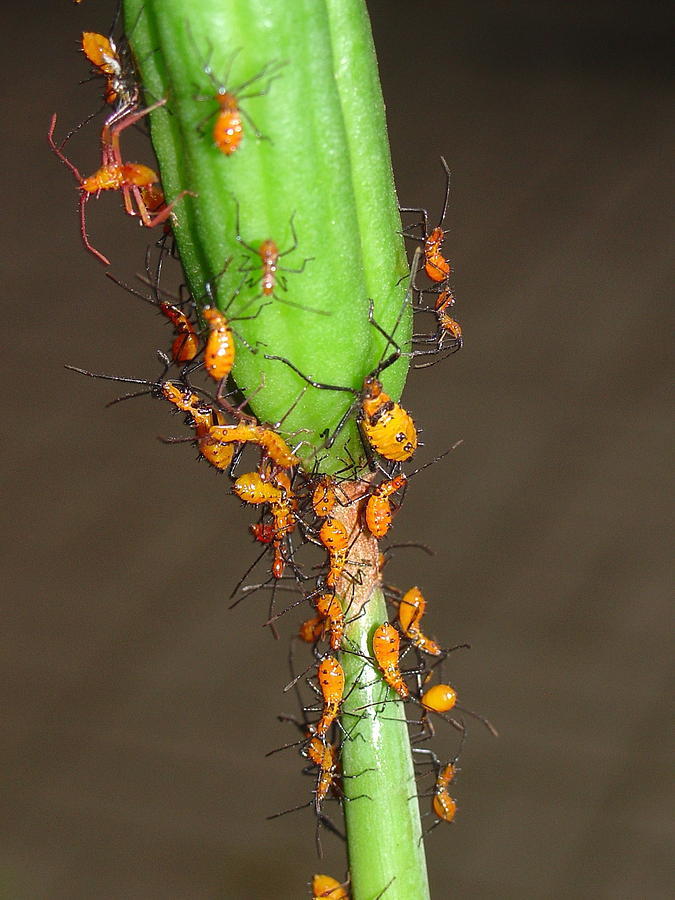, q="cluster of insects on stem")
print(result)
[52,3,487,896]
